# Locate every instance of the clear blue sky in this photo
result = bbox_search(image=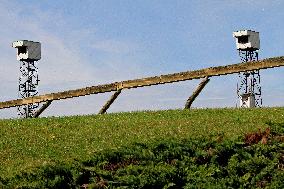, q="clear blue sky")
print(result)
[0,0,284,118]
